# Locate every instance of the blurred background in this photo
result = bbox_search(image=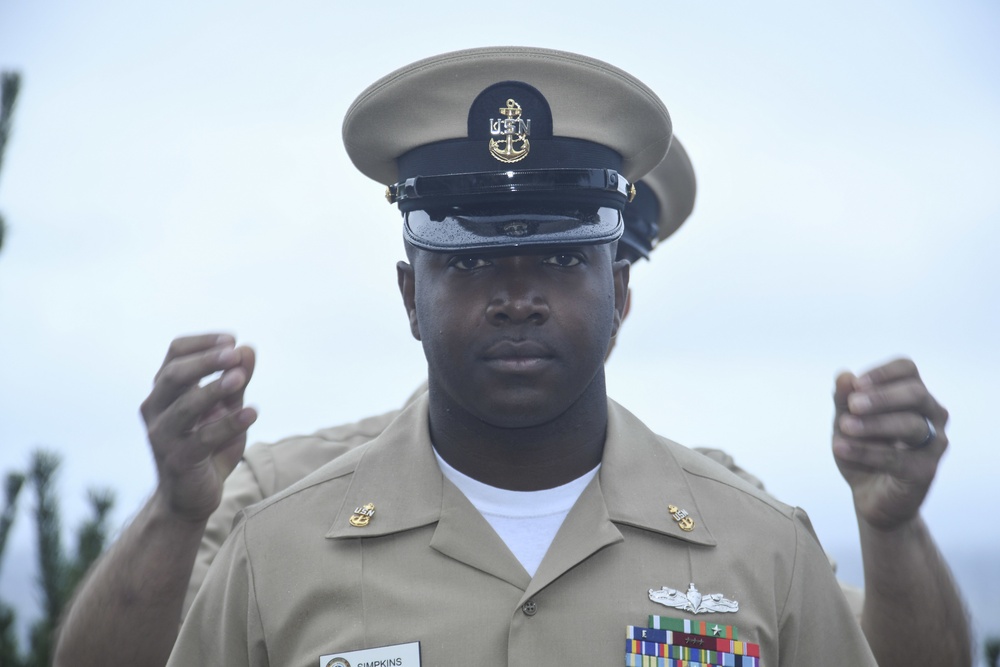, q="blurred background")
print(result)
[1,1,997,662]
